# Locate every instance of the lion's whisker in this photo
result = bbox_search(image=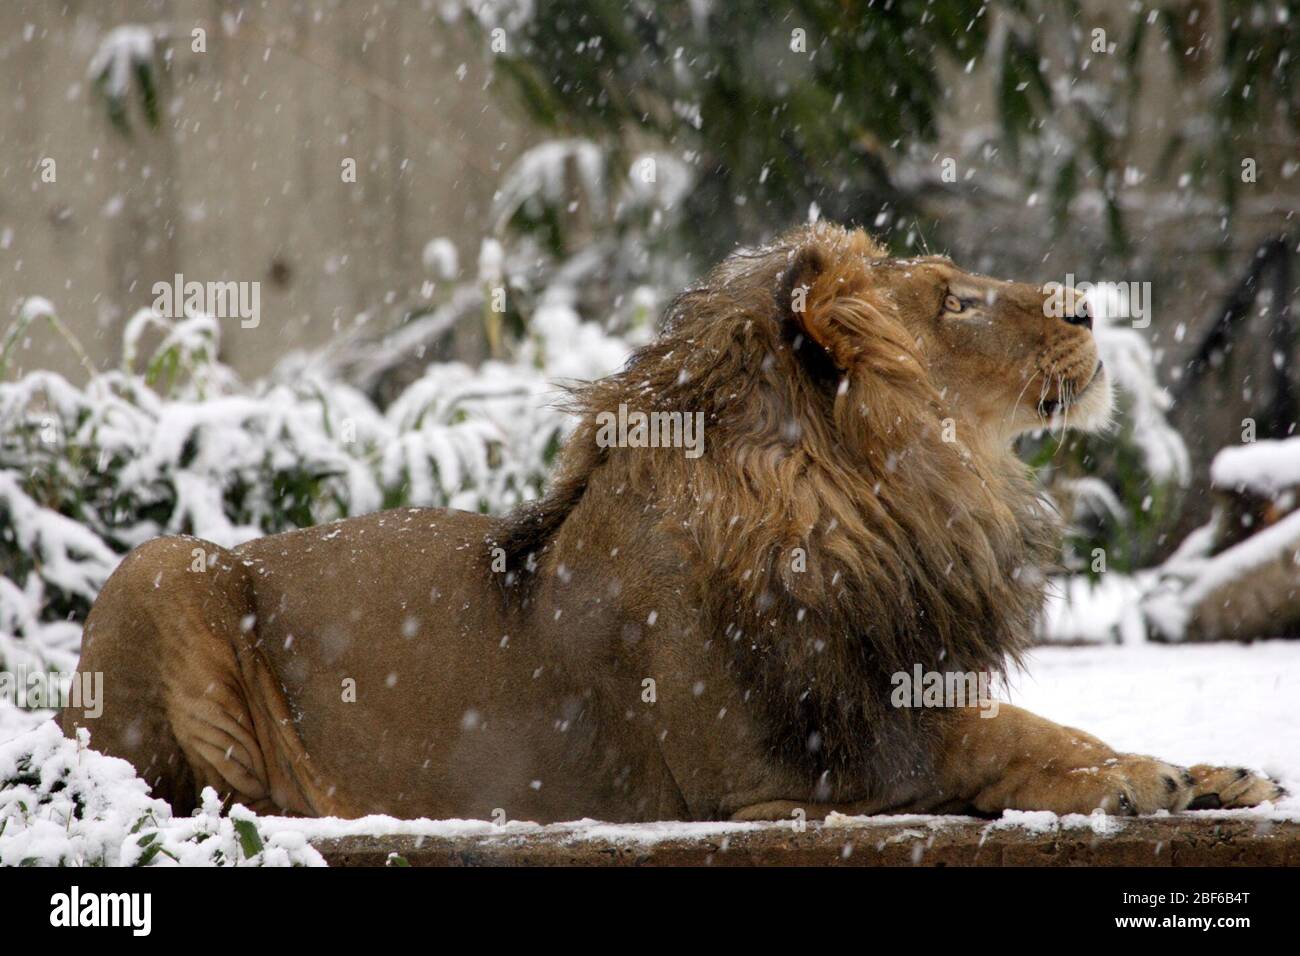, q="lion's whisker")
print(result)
[1050,373,1071,456]
[1008,369,1041,430]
